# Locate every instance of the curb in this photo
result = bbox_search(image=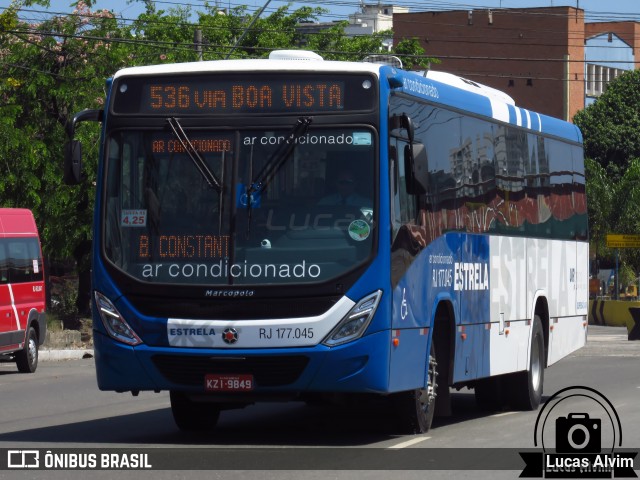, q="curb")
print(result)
[39,349,94,361]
